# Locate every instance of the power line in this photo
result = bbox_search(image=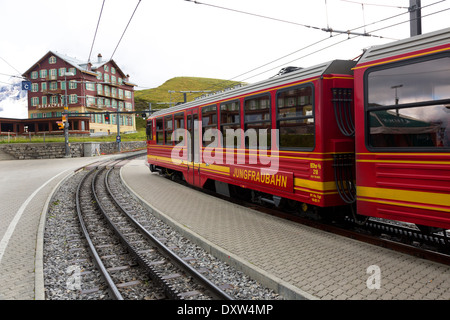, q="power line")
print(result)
[339,0,409,9]
[88,0,106,64]
[185,0,389,38]
[110,0,141,61]
[0,56,22,77]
